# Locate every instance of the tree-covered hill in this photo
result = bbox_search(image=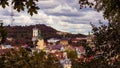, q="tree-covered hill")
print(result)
[4,24,86,45]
